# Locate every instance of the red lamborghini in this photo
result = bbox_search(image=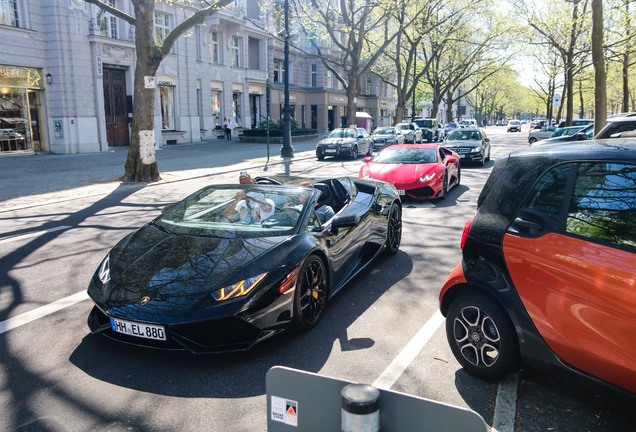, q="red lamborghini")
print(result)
[359,144,461,200]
